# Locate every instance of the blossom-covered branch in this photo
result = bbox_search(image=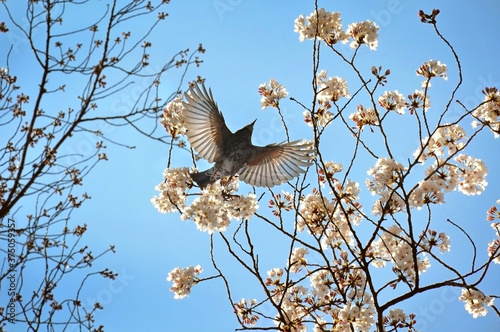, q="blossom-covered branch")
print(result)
[157,5,499,332]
